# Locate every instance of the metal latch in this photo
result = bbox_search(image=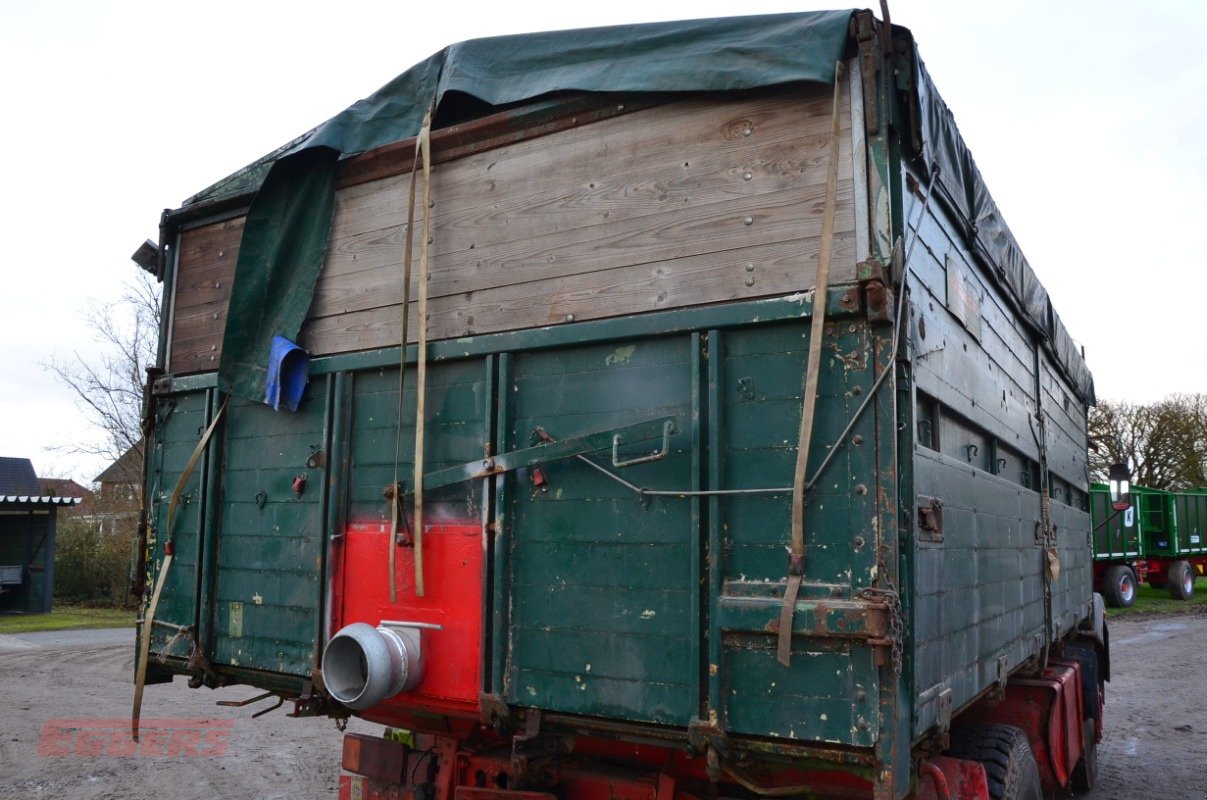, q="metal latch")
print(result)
[612,420,676,469]
[917,495,943,542]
